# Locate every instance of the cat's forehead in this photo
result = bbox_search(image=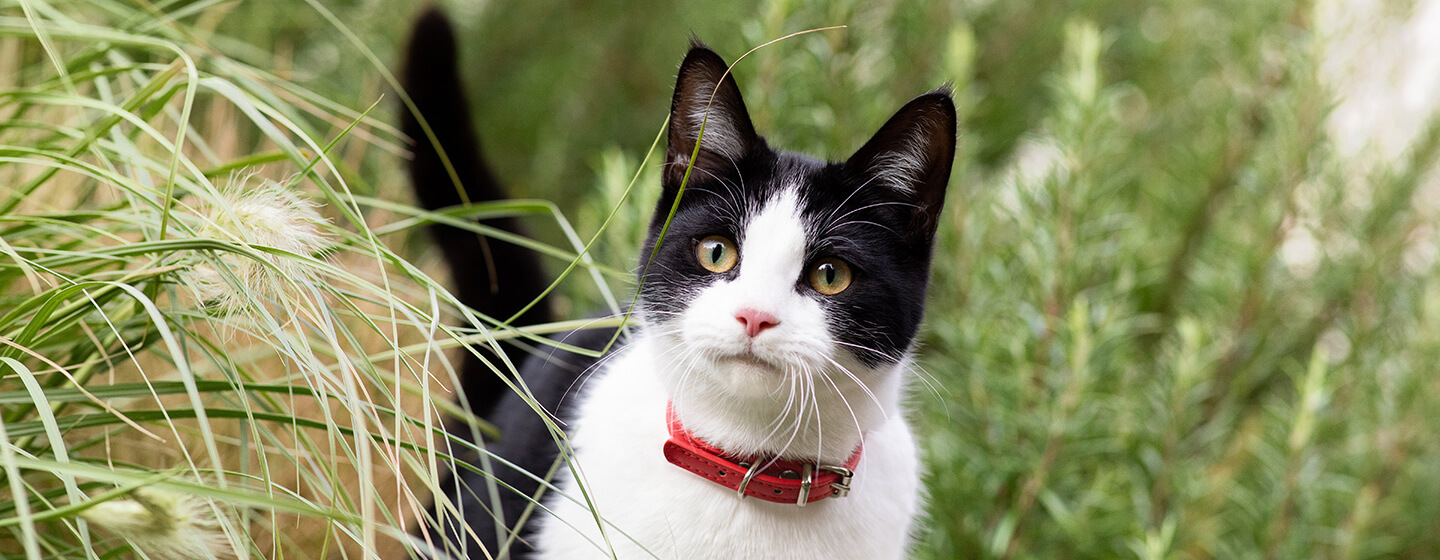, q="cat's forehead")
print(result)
[701,154,884,223]
[764,160,898,234]
[731,153,827,206]
[663,148,911,265]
